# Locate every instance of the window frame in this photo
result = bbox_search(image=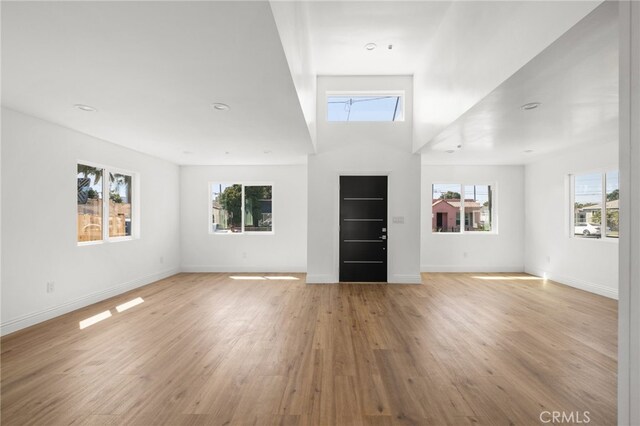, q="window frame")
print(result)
[431,182,497,235]
[569,170,619,242]
[208,182,274,235]
[77,161,138,246]
[326,90,405,123]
